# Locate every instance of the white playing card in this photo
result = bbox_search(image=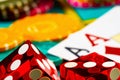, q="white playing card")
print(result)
[48,6,120,61]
